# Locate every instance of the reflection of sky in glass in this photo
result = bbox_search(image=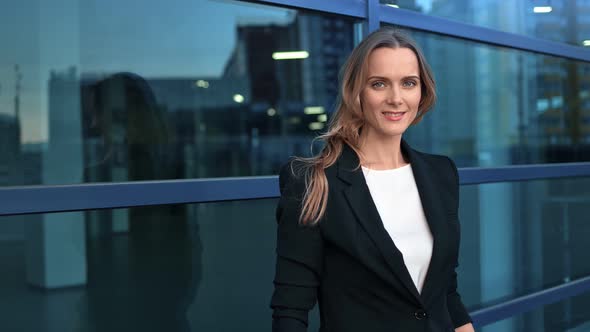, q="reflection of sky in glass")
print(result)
[415,0,432,12]
[0,0,294,142]
[79,0,294,77]
[389,0,590,48]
